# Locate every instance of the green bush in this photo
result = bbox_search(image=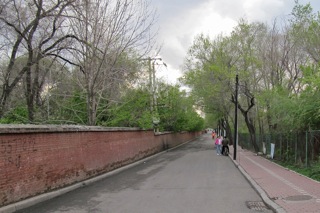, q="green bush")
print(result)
[0,106,28,124]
